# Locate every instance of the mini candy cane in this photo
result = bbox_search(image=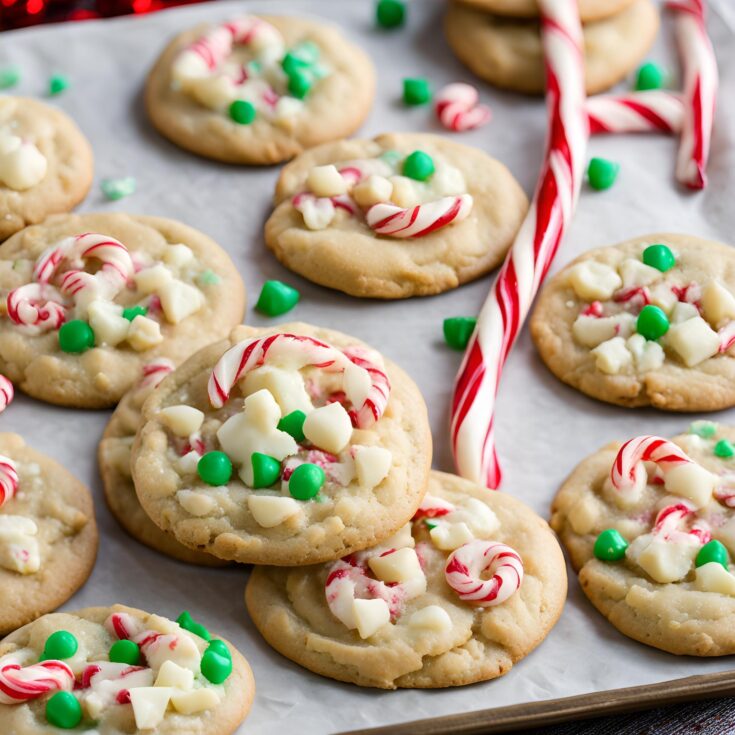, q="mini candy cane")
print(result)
[105,611,145,641]
[444,540,523,606]
[0,375,13,414]
[139,358,175,390]
[587,91,685,134]
[366,195,473,238]
[412,494,456,520]
[435,83,492,132]
[718,321,735,353]
[652,501,710,545]
[0,658,74,704]
[610,435,693,494]
[0,455,18,508]
[6,284,67,332]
